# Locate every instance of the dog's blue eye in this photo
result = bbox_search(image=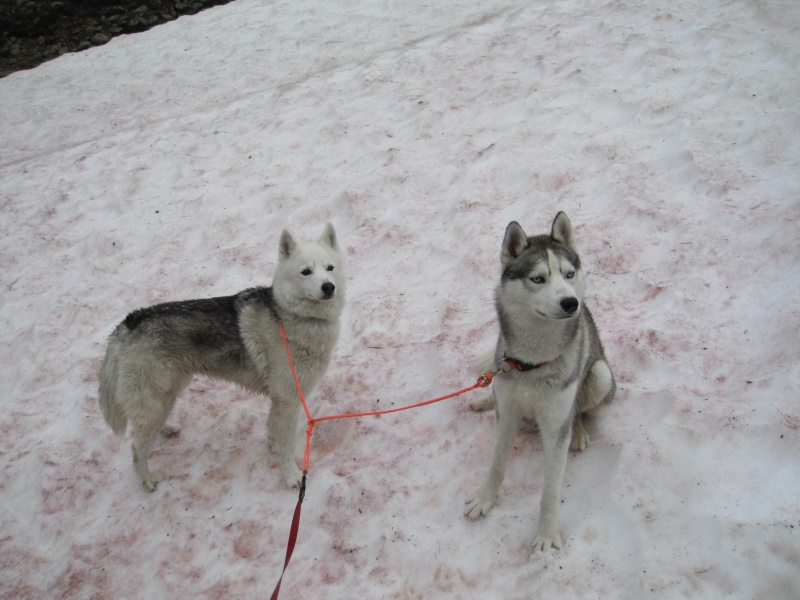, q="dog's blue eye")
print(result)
[326,265,334,272]
[530,276,545,284]
[301,269,312,276]
[565,271,575,279]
